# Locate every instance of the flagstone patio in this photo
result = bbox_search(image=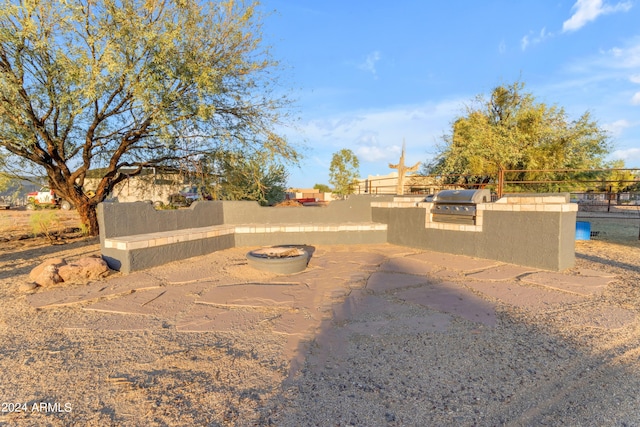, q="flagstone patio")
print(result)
[27,244,634,365]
